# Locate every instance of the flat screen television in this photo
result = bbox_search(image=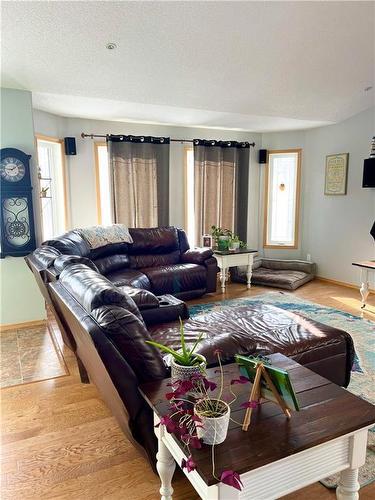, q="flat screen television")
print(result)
[362,157,375,187]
